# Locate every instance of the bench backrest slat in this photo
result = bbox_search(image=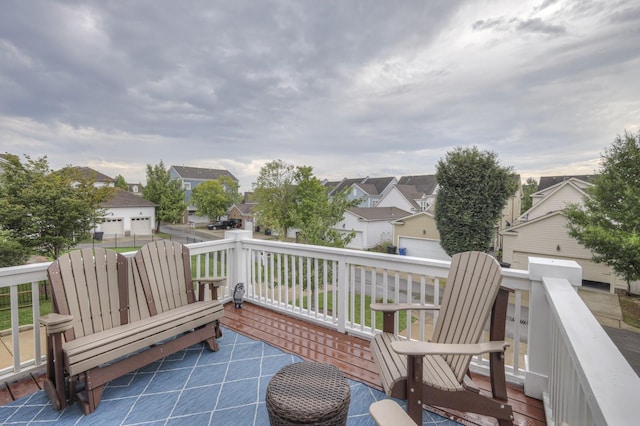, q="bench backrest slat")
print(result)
[133,241,195,316]
[47,248,128,341]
